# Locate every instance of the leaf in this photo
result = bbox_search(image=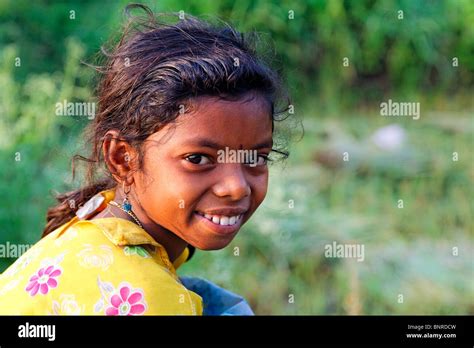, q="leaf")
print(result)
[94,298,104,313]
[136,247,150,258]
